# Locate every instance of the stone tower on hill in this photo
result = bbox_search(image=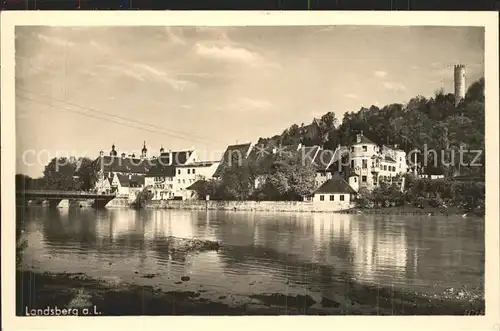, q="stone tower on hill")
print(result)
[454,64,466,106]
